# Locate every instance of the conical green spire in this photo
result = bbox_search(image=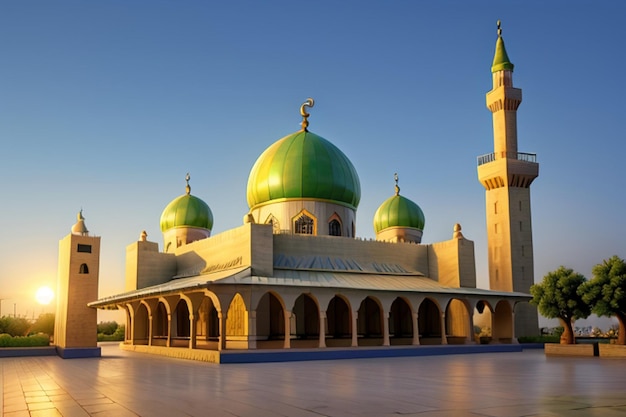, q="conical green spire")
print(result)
[491,21,514,73]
